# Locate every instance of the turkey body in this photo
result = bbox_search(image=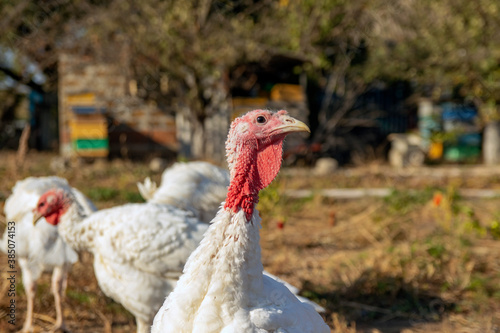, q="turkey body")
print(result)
[0,176,96,332]
[39,197,207,333]
[152,110,330,332]
[139,161,326,313]
[152,210,329,333]
[138,161,229,222]
[31,162,324,333]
